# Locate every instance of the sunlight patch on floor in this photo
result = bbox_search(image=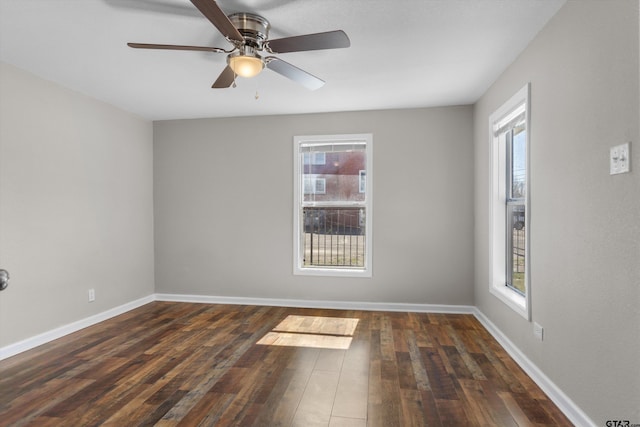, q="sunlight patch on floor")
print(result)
[257,315,360,349]
[257,331,352,349]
